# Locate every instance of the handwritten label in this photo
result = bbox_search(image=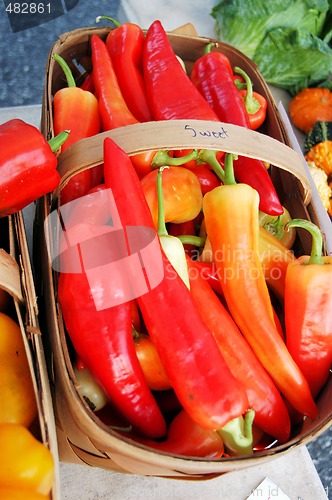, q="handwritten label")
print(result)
[184,123,229,140]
